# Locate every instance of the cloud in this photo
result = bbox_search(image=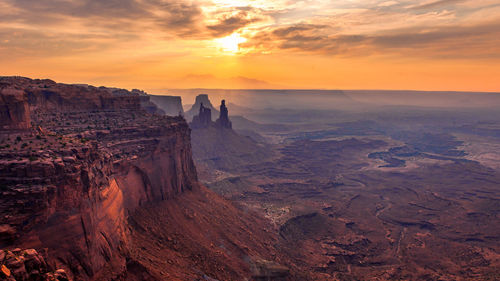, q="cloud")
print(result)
[243,20,500,59]
[1,0,500,61]
[378,1,400,7]
[410,0,465,10]
[1,0,204,37]
[207,8,262,37]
